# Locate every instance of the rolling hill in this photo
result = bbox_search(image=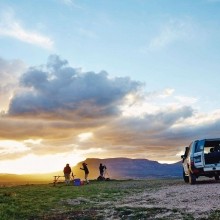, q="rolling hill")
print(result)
[72,158,182,179]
